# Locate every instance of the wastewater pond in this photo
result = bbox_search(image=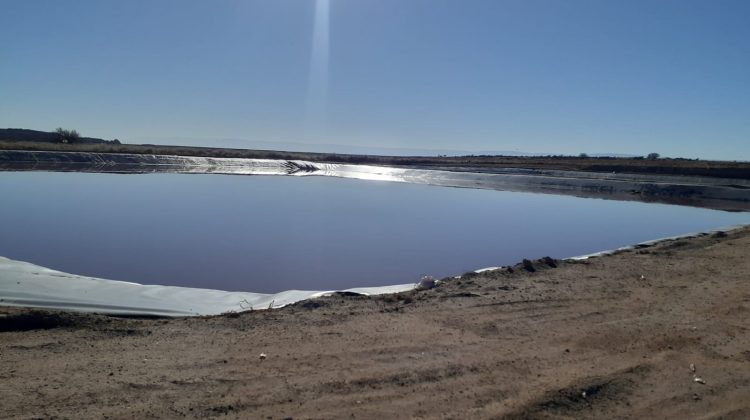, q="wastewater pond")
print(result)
[0,172,747,293]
